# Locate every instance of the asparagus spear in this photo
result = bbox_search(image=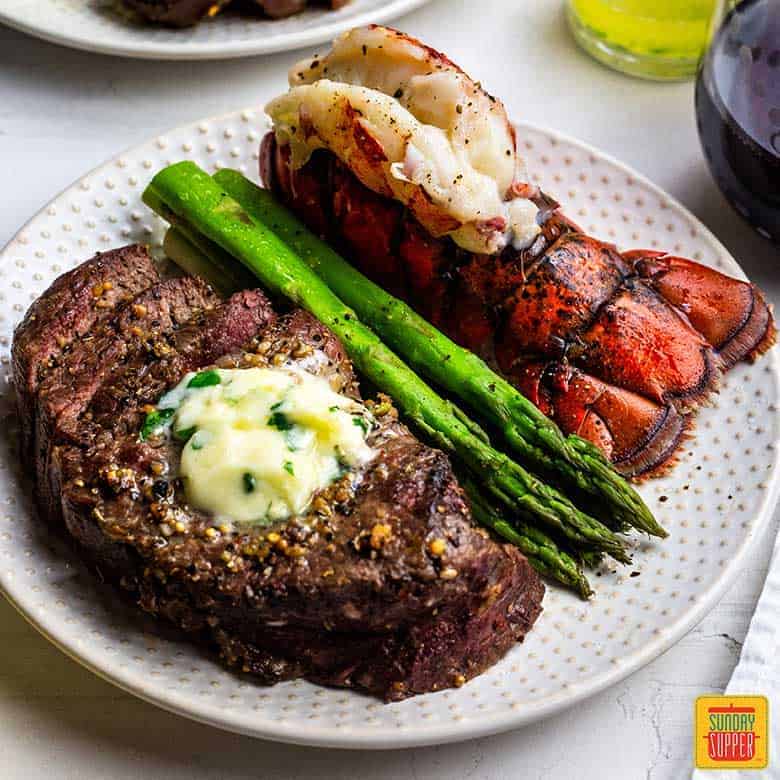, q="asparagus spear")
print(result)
[464,481,593,598]
[163,228,252,297]
[150,188,258,295]
[210,169,663,539]
[144,161,630,561]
